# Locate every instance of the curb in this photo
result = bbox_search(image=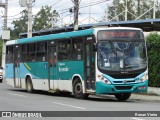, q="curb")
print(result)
[130,87,160,102]
[131,93,160,102]
[148,87,160,96]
